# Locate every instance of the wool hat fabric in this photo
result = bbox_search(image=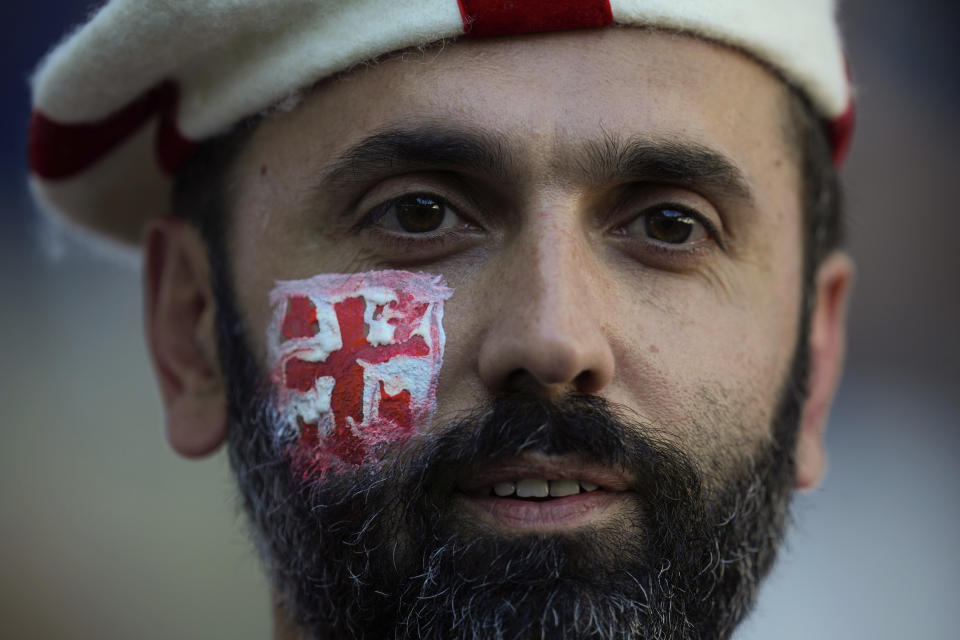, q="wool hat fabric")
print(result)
[29,0,853,248]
